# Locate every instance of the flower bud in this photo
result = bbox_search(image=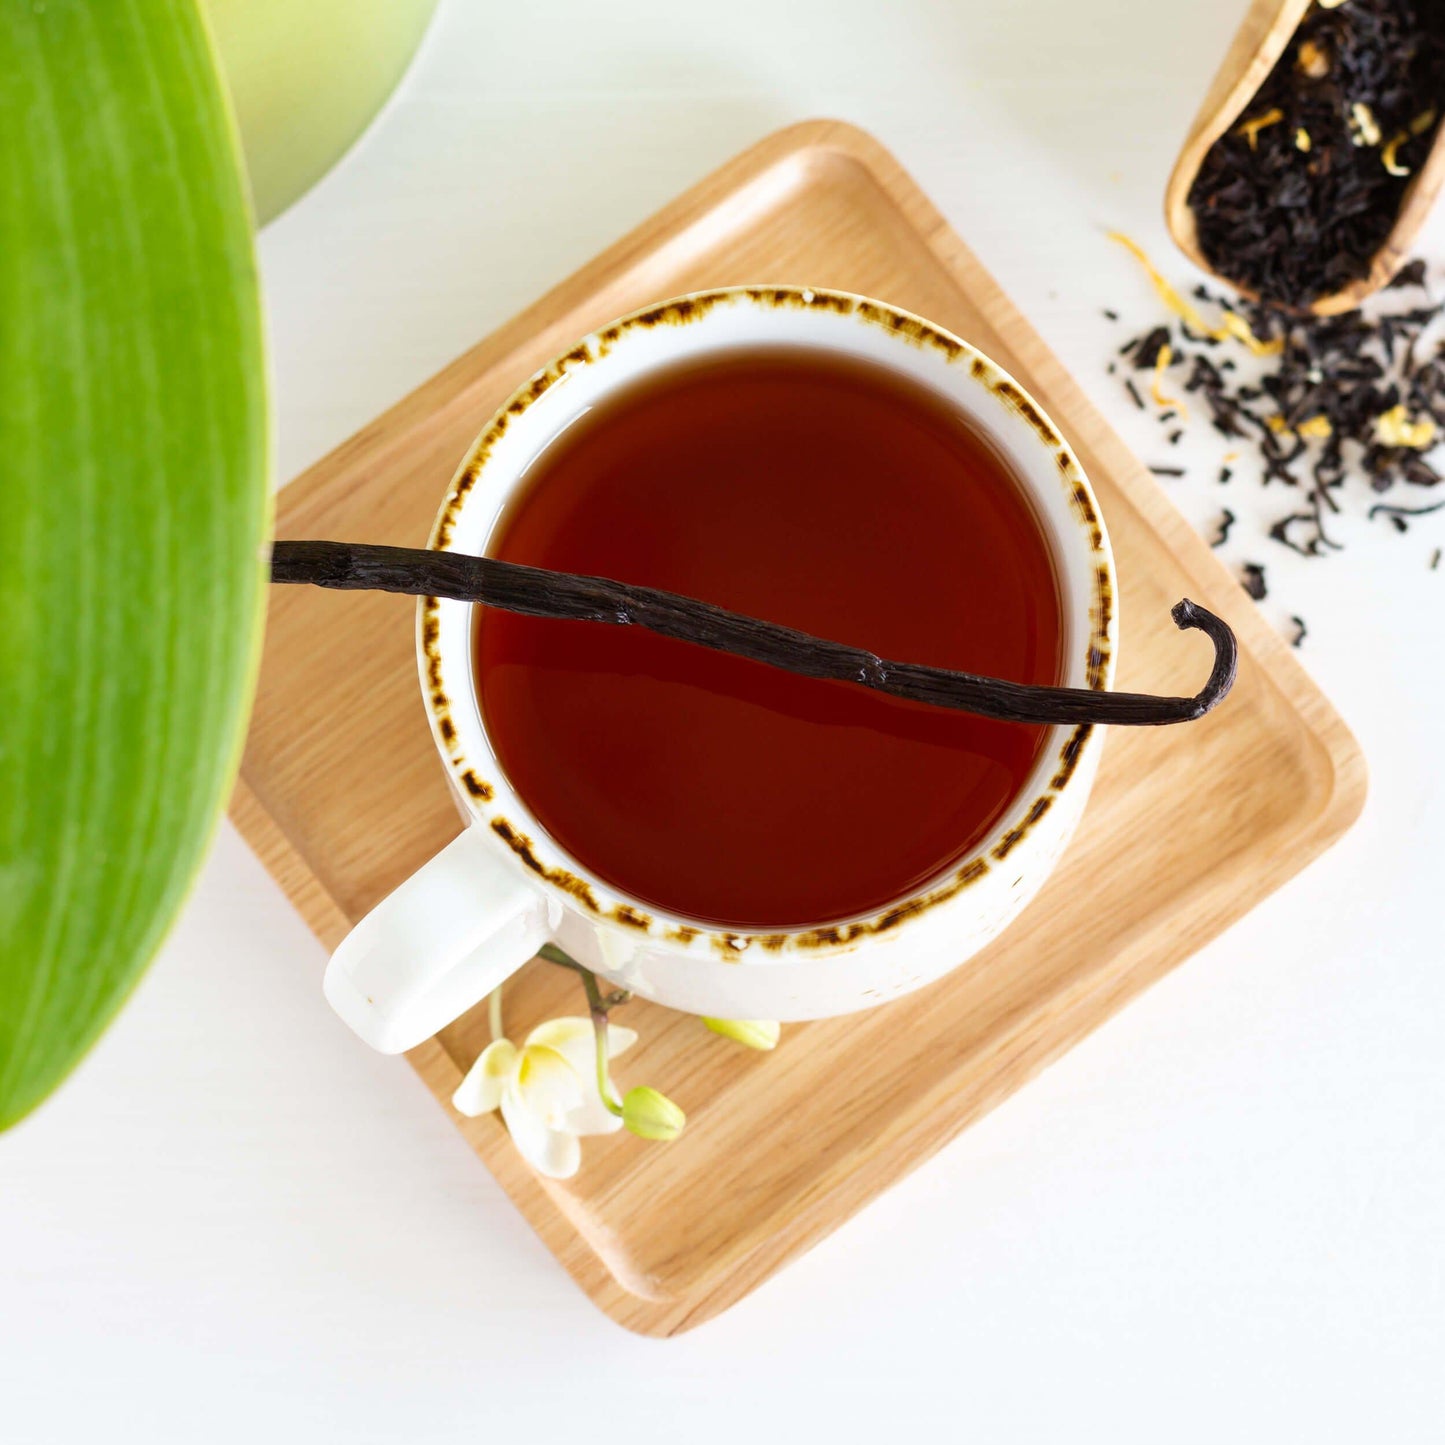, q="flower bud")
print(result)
[622,1086,685,1141]
[703,1017,781,1051]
